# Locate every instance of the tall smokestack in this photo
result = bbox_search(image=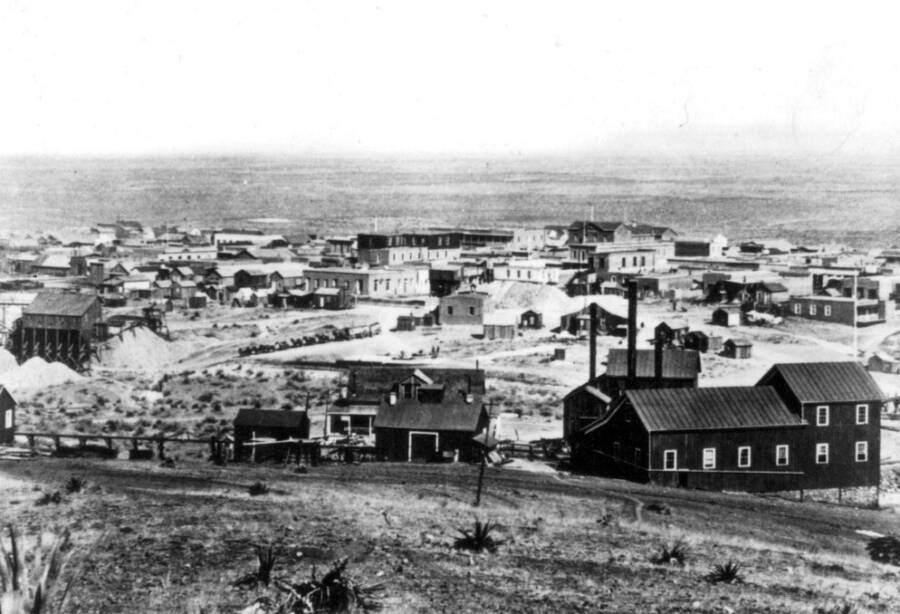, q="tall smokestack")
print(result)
[627,280,638,387]
[588,302,598,381]
[654,328,664,388]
